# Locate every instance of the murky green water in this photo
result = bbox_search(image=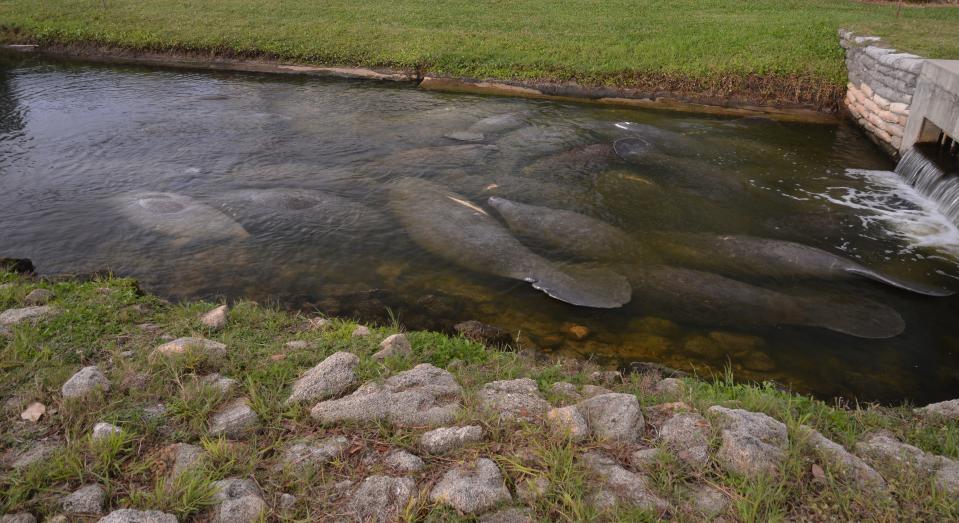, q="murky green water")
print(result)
[2,55,959,404]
